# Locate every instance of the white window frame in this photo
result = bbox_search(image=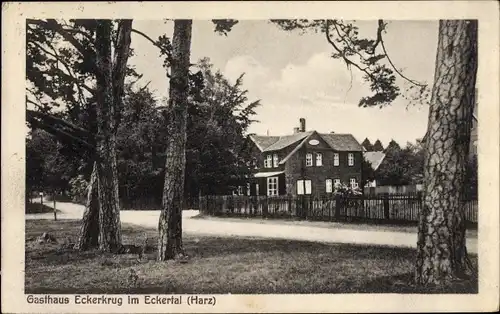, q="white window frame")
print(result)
[273,153,279,168]
[265,155,272,168]
[306,153,313,167]
[326,179,333,193]
[334,179,341,188]
[297,180,312,195]
[333,153,340,166]
[316,153,323,166]
[350,178,358,189]
[348,153,354,166]
[267,176,278,196]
